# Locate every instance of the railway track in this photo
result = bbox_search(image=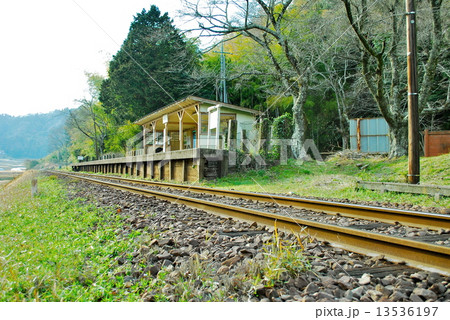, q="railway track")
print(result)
[51,171,450,275]
[57,171,450,231]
